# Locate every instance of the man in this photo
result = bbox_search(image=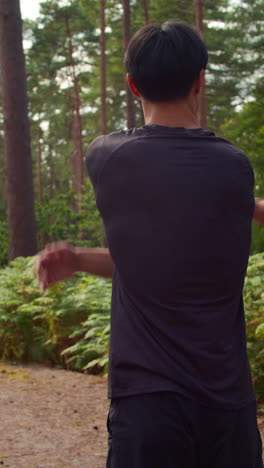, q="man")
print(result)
[36,22,264,468]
